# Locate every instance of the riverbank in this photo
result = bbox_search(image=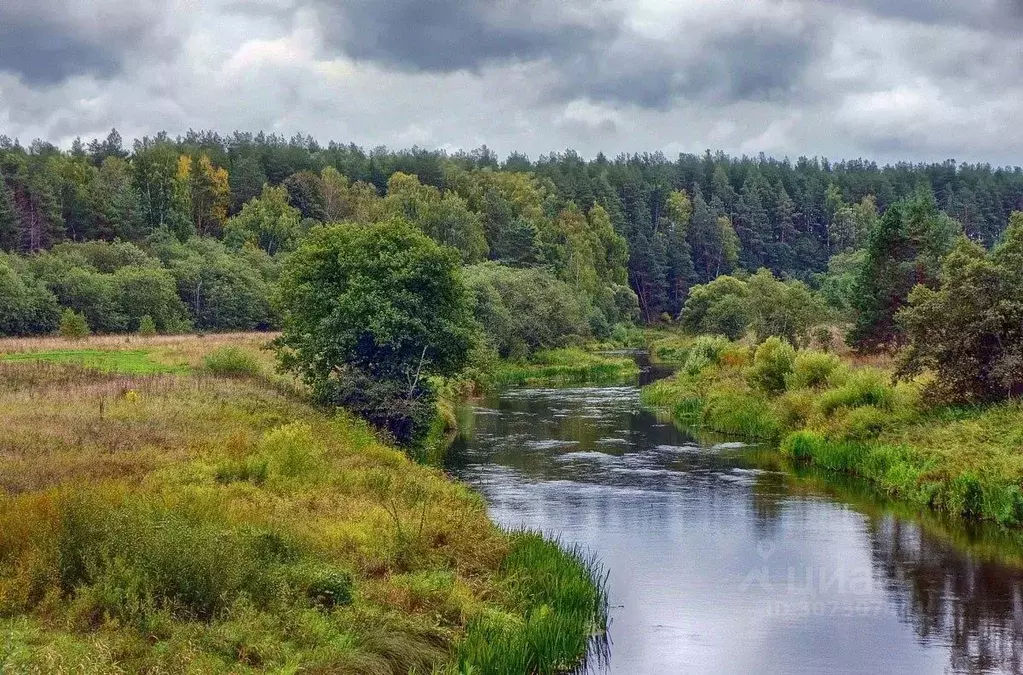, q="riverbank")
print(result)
[641,333,1023,527]
[0,334,606,673]
[487,348,641,388]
